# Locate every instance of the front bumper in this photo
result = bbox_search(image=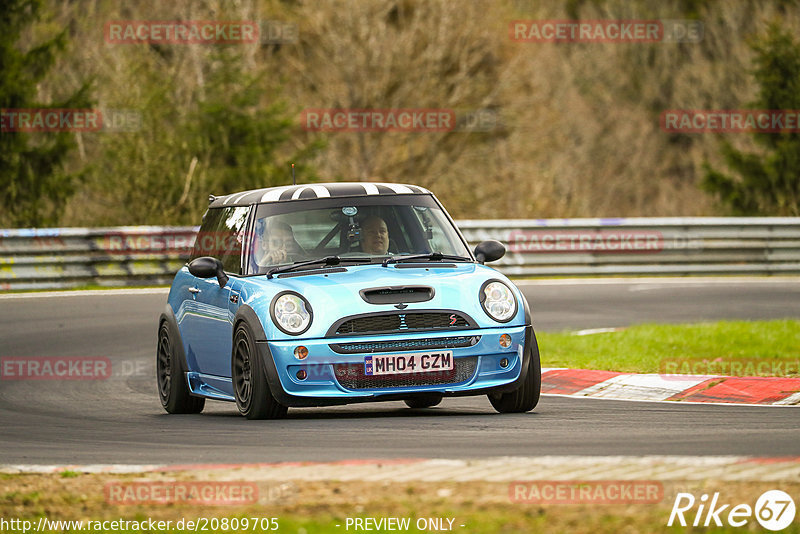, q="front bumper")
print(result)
[257,325,533,407]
